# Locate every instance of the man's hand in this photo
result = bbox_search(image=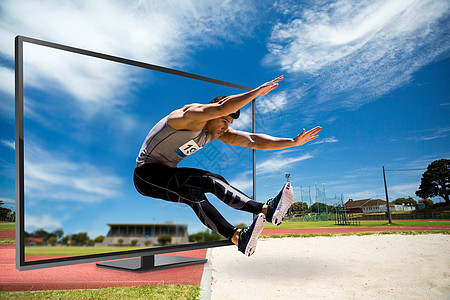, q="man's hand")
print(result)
[292,126,322,147]
[254,75,284,96]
